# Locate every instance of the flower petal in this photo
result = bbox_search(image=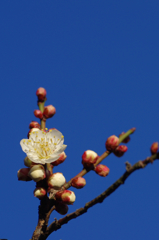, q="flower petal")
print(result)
[49,129,63,140]
[20,139,34,153]
[52,145,67,156]
[27,153,46,164]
